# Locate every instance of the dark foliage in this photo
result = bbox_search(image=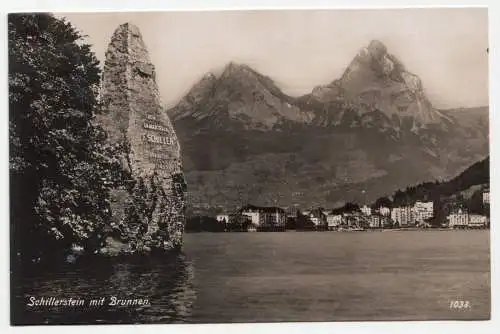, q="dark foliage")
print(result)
[9,13,122,263]
[295,213,316,230]
[372,196,392,209]
[331,202,361,214]
[185,216,225,232]
[372,156,489,225]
